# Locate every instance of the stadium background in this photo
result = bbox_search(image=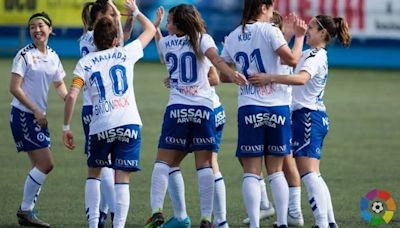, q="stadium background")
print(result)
[0,0,400,227]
